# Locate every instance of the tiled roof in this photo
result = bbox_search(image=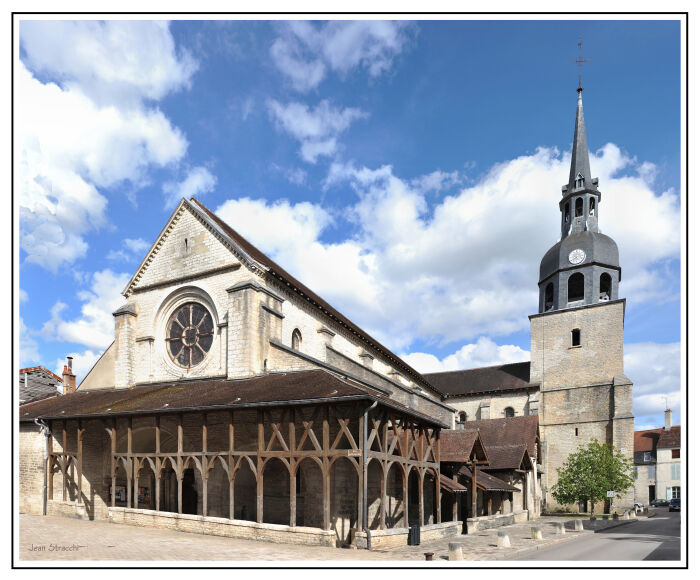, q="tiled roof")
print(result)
[439,474,469,493]
[439,430,488,463]
[19,367,63,404]
[481,444,532,471]
[19,369,446,427]
[424,362,532,397]
[634,428,663,453]
[462,415,540,458]
[457,466,520,492]
[657,426,681,449]
[190,198,440,397]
